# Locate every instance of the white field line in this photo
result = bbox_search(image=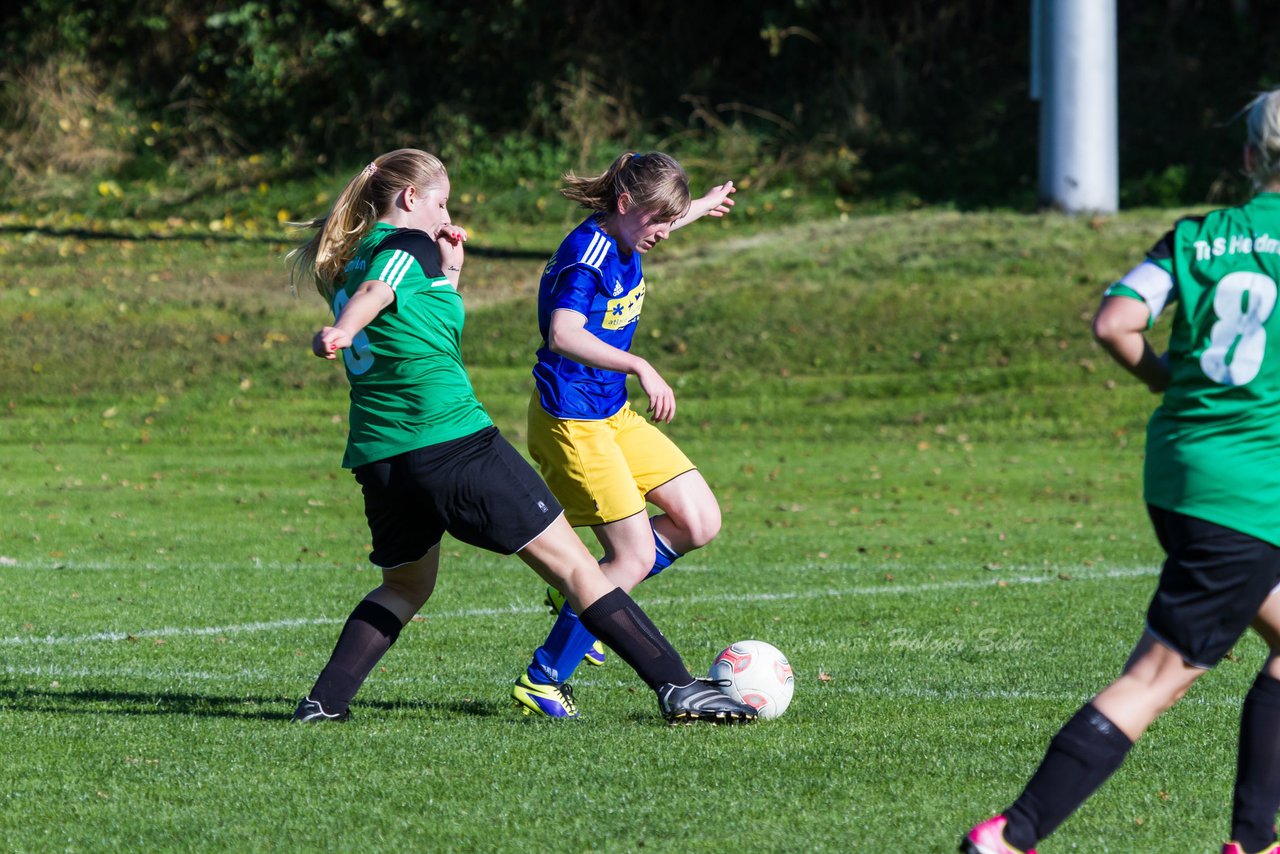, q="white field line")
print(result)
[673,565,1158,605]
[2,663,260,682]
[567,675,1254,710]
[2,559,354,571]
[0,558,1151,575]
[0,565,1159,648]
